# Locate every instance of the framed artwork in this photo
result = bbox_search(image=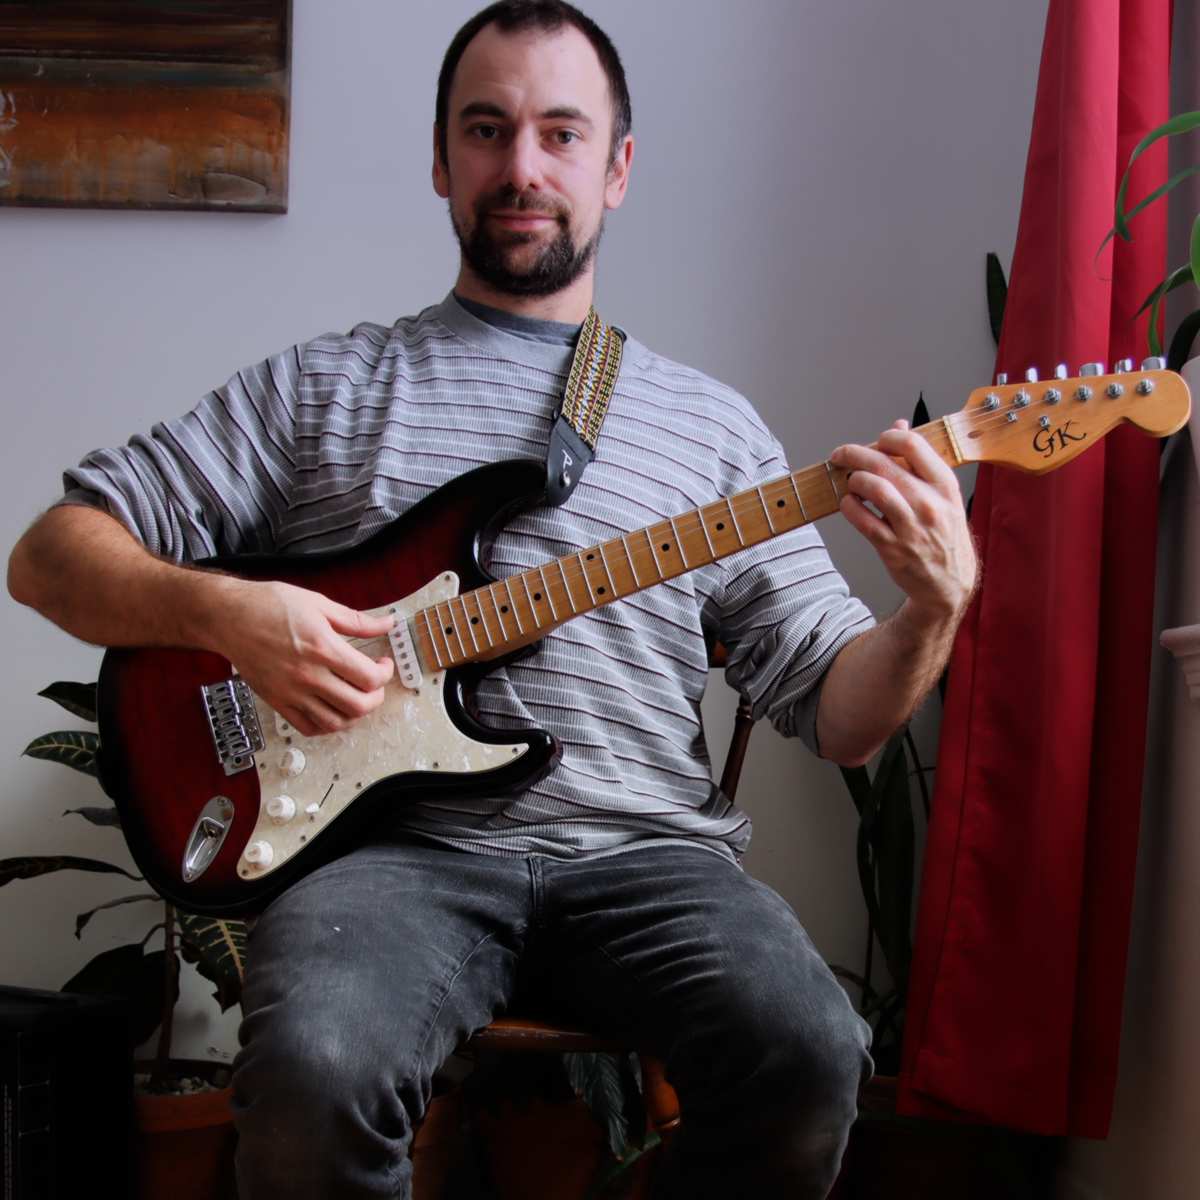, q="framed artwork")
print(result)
[0,1,291,212]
